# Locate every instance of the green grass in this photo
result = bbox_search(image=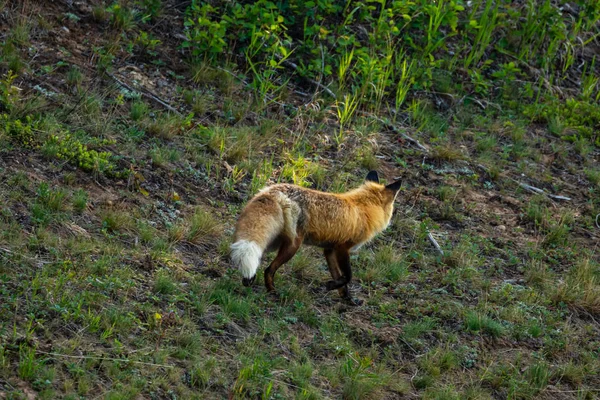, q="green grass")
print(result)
[465,311,505,338]
[1,0,599,398]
